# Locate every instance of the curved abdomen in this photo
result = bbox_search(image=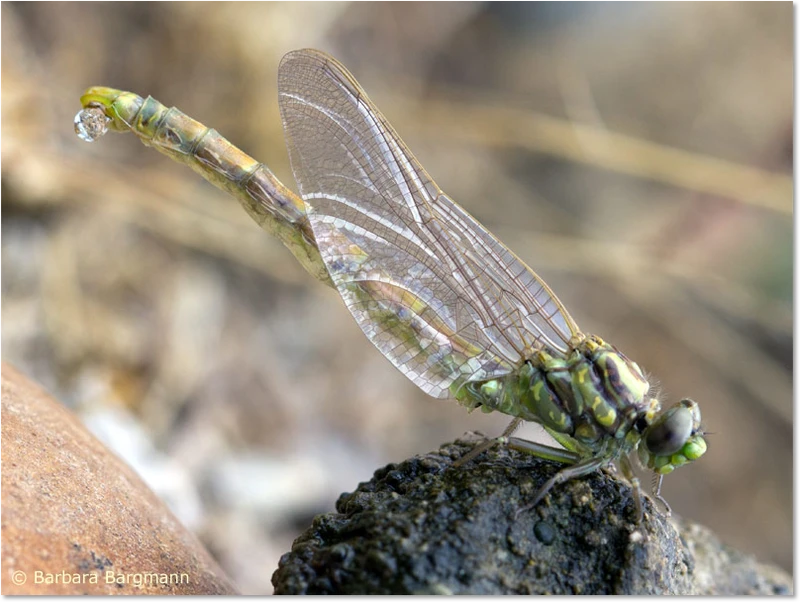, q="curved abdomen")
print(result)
[79,88,330,285]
